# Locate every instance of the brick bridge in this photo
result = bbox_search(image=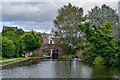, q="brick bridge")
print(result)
[33,44,67,56]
